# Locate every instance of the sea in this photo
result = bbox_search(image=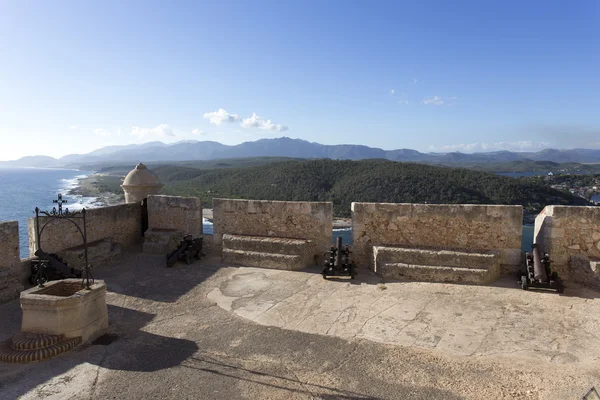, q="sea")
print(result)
[0,168,99,258]
[0,168,573,259]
